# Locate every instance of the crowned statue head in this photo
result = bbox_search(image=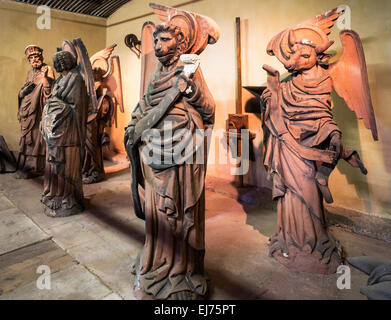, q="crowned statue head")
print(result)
[267,25,335,73]
[25,45,44,70]
[266,6,346,74]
